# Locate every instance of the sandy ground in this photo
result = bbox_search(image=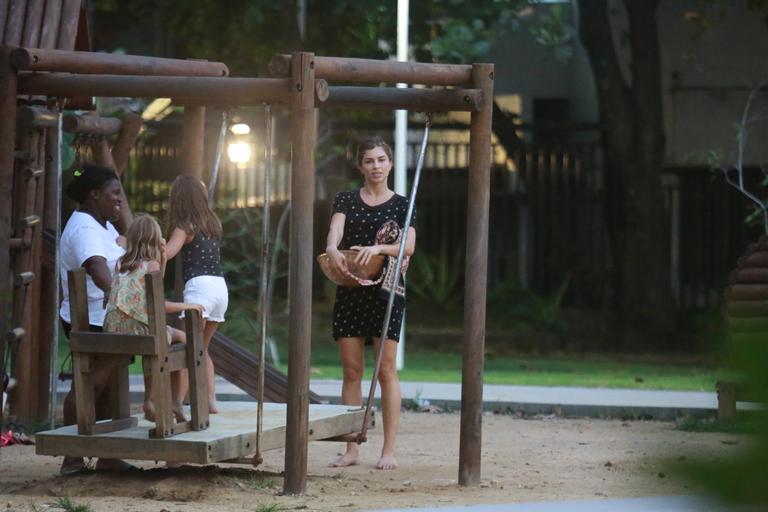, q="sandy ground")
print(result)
[0,411,745,512]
